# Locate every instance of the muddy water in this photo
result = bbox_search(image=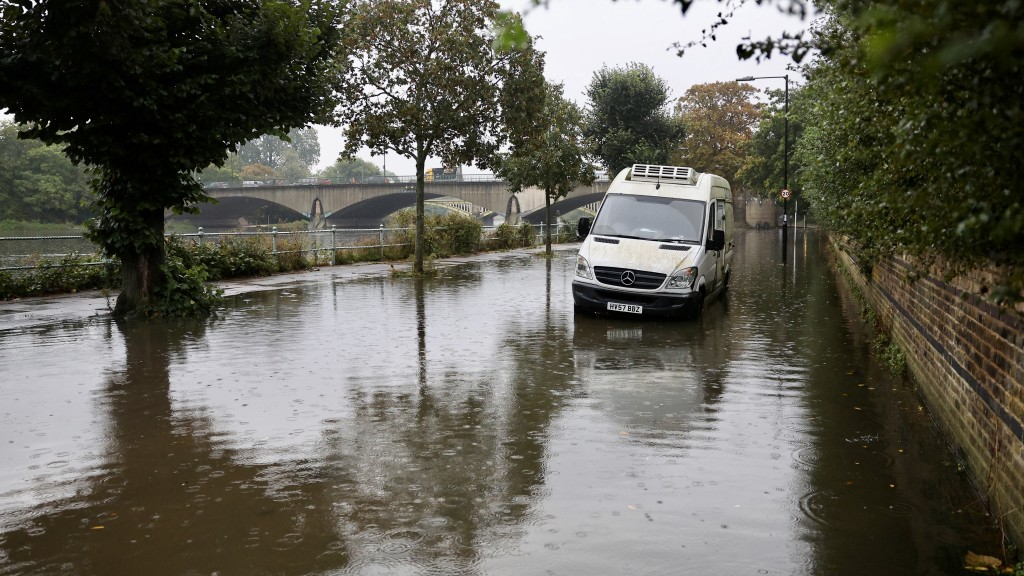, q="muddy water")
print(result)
[0,230,1005,575]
